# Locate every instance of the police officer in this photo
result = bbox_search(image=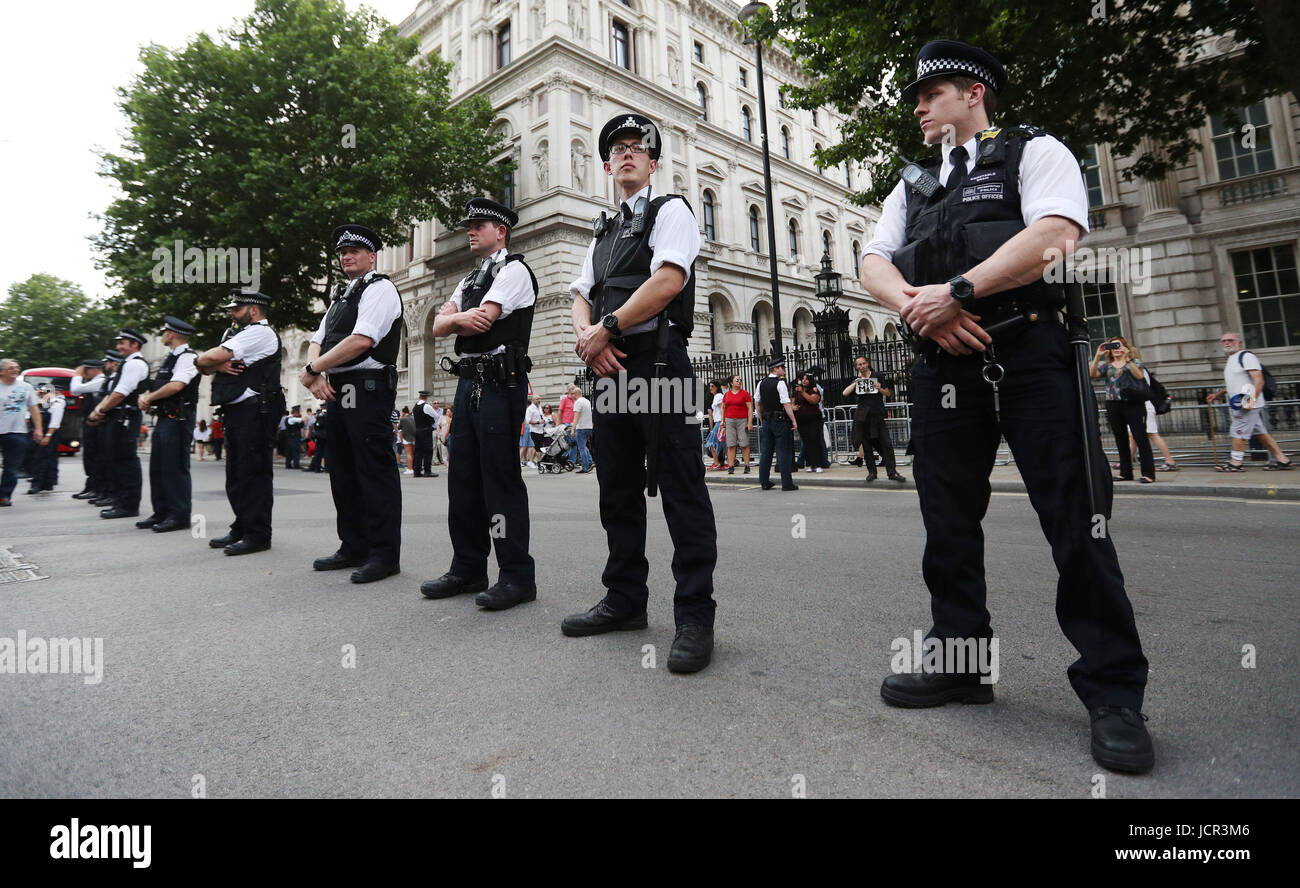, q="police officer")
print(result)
[87,328,151,519]
[754,357,798,492]
[86,350,123,507]
[301,224,403,583]
[25,383,64,494]
[196,290,283,555]
[564,113,717,673]
[860,41,1152,772]
[284,405,304,469]
[137,316,200,532]
[412,390,439,478]
[421,198,537,609]
[69,358,106,500]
